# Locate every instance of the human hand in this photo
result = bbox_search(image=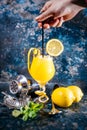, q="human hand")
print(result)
[36,0,84,28]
